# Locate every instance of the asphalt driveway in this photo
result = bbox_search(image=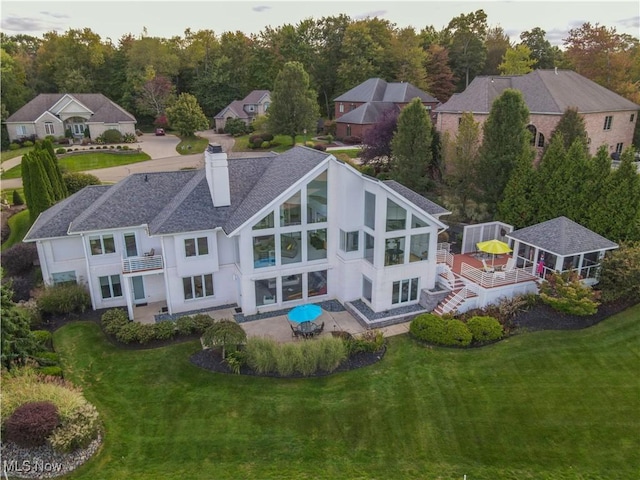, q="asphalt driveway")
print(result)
[1,130,244,189]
